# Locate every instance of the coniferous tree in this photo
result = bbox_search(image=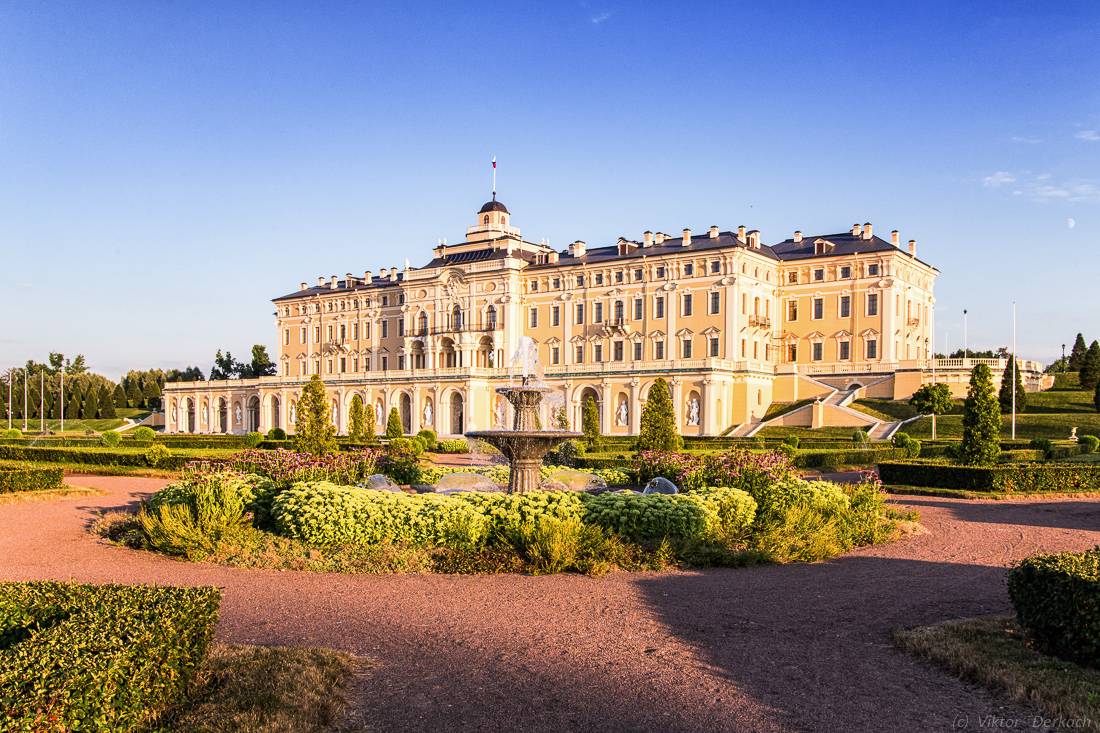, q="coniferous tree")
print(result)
[125,380,142,408]
[142,380,160,409]
[385,407,403,438]
[1069,333,1089,371]
[66,386,81,422]
[1080,341,1100,391]
[637,377,683,451]
[98,385,116,418]
[998,353,1028,413]
[293,374,336,455]
[1094,378,1100,413]
[959,363,1001,465]
[348,394,367,442]
[363,403,377,441]
[113,384,127,408]
[82,388,99,420]
[581,395,601,448]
